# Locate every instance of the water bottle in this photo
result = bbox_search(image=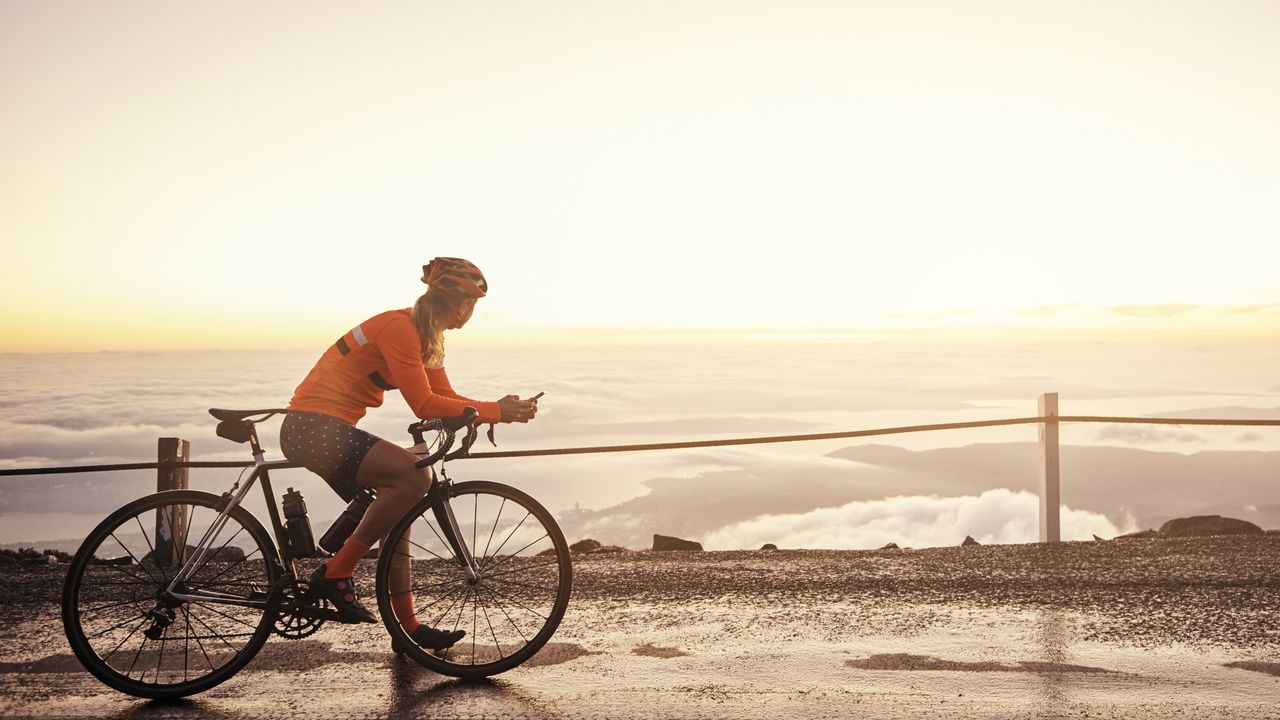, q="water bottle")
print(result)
[282,488,316,558]
[318,487,375,554]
